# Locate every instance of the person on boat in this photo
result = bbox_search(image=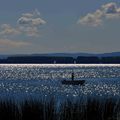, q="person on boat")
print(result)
[71,72,74,81]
